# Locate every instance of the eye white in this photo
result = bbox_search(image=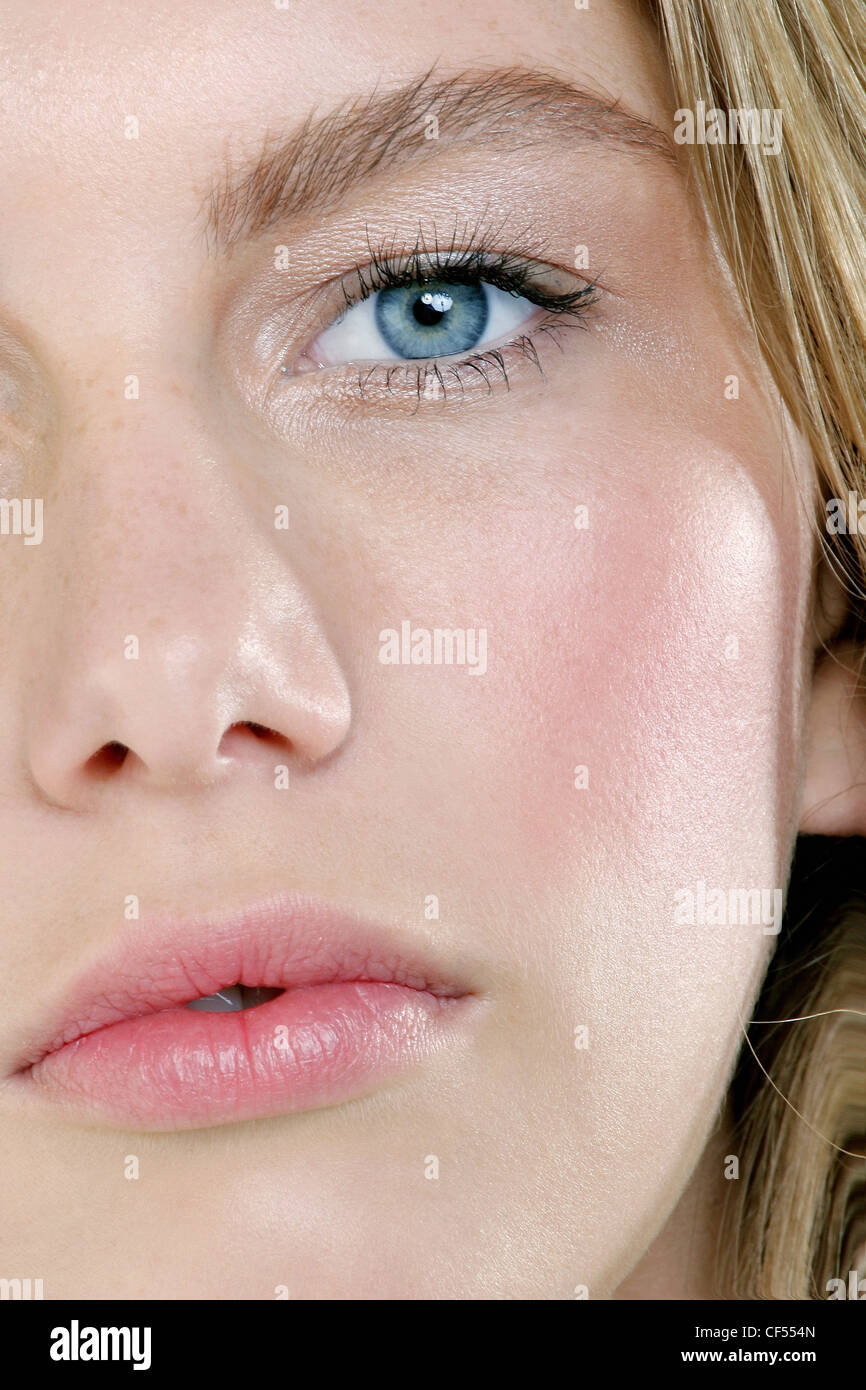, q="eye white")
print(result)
[309,282,538,366]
